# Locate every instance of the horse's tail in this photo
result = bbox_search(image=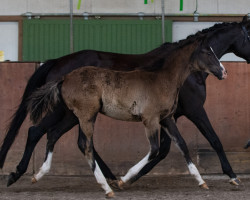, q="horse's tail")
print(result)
[244,140,250,149]
[27,80,63,125]
[0,59,57,168]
